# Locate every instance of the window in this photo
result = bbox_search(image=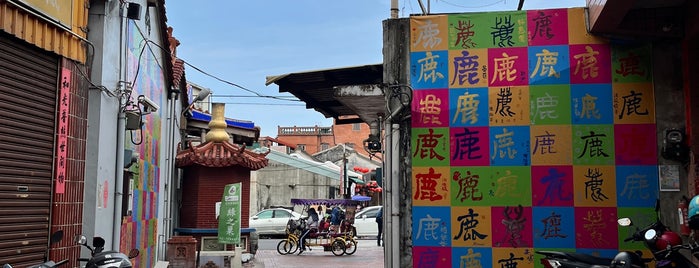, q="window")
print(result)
[352,123,361,131]
[274,210,292,218]
[296,144,306,151]
[256,210,273,219]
